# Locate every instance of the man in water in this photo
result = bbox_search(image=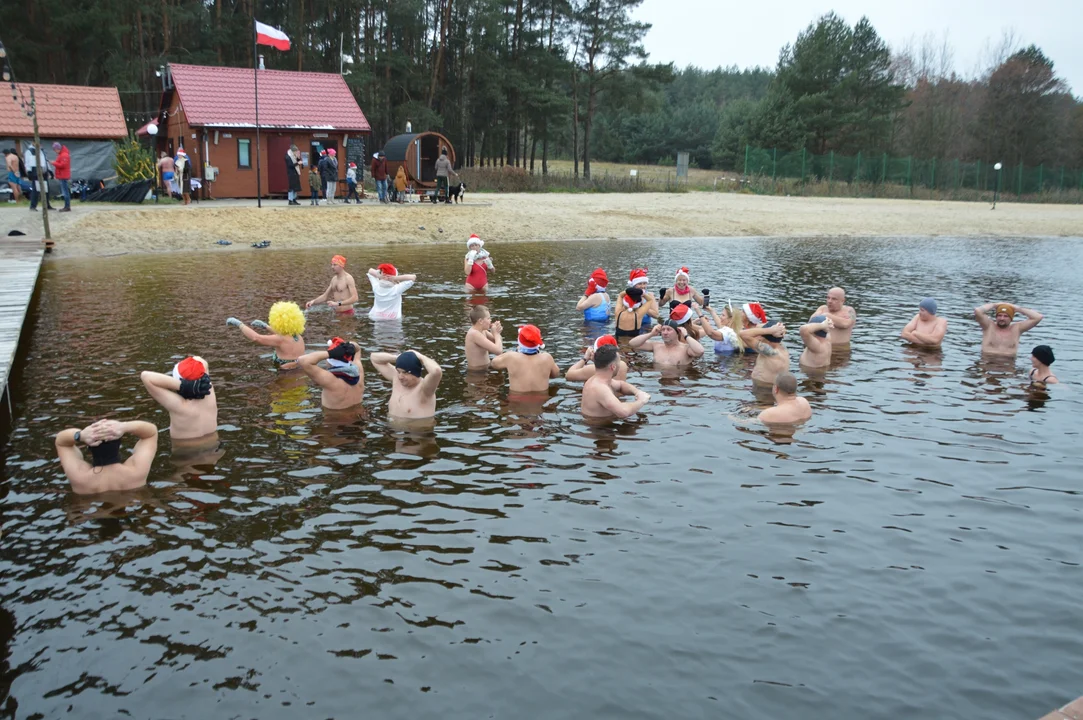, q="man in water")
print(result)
[140,356,218,440]
[627,305,705,365]
[580,345,651,420]
[901,297,948,347]
[307,255,359,314]
[758,372,812,425]
[811,287,856,346]
[297,337,365,410]
[973,302,1043,356]
[799,316,834,368]
[464,305,503,370]
[565,335,629,382]
[750,320,790,386]
[54,419,159,494]
[366,263,417,321]
[491,325,560,393]
[370,350,443,419]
